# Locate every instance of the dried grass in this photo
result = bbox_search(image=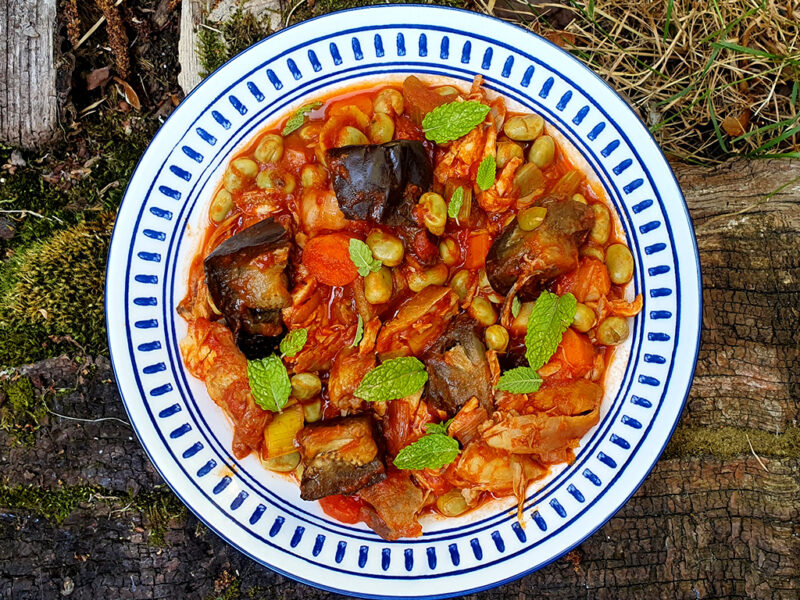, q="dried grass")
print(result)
[481,0,800,163]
